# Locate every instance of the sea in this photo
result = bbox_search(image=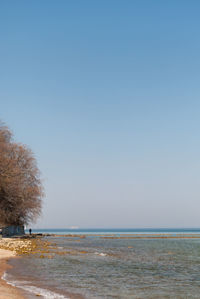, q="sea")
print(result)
[3,228,200,299]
